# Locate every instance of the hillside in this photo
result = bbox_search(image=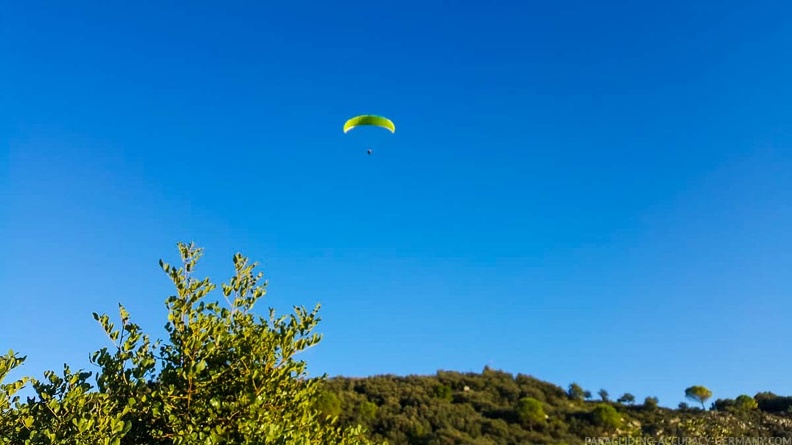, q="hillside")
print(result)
[318,368,792,444]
